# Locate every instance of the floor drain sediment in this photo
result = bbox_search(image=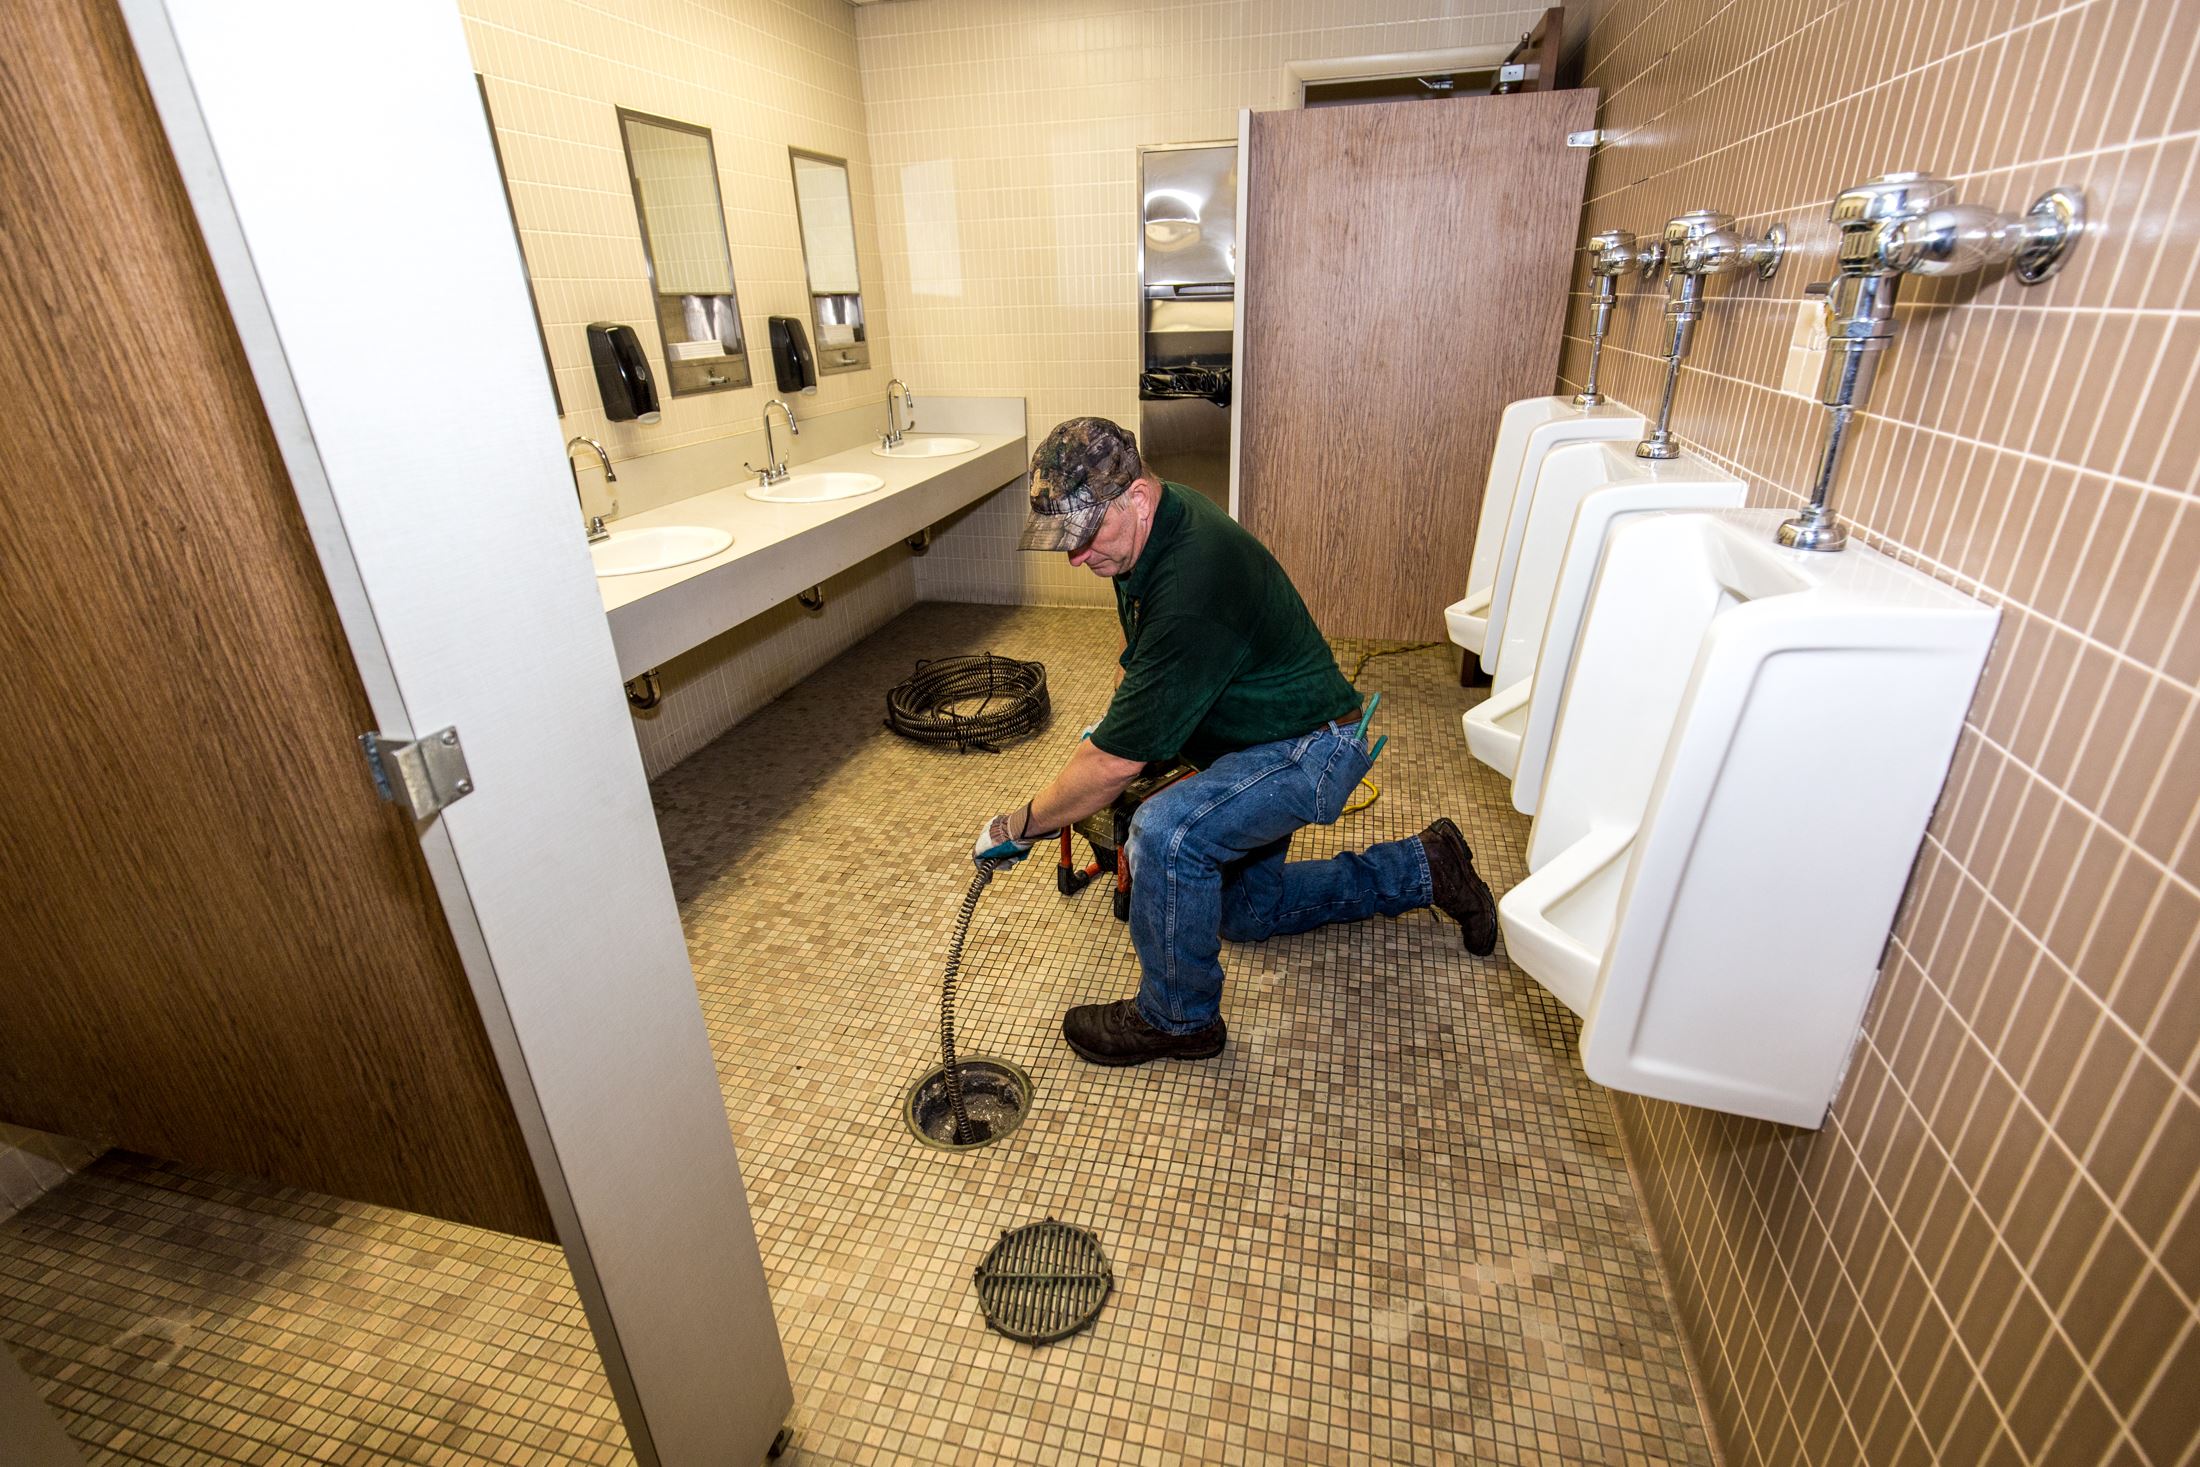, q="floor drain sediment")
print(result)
[903,1057,1031,1149]
[974,1218,1112,1344]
